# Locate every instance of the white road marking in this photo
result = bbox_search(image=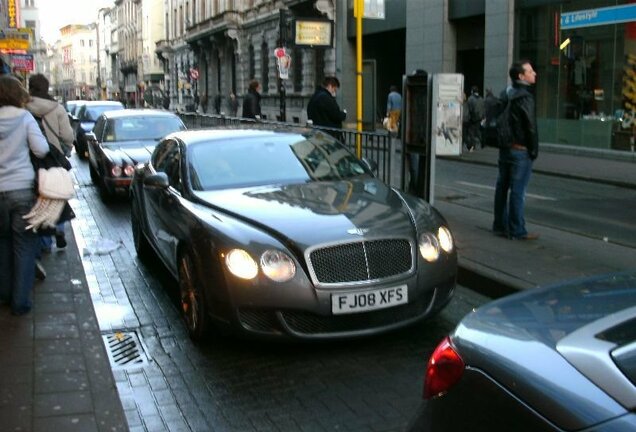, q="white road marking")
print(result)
[455,181,557,201]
